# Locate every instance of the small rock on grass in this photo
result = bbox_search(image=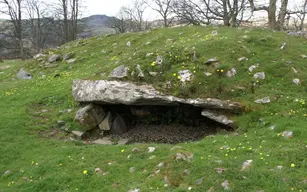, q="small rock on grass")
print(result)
[280,42,287,50]
[221,180,230,190]
[205,57,218,64]
[3,170,12,175]
[282,131,293,139]
[132,148,140,153]
[93,138,113,145]
[129,167,135,173]
[276,165,283,170]
[183,169,190,175]
[293,78,300,85]
[238,57,248,61]
[72,131,85,140]
[241,160,253,170]
[149,155,156,160]
[148,147,156,153]
[128,189,139,192]
[255,97,270,104]
[175,152,193,162]
[117,138,130,145]
[56,120,66,127]
[215,168,227,174]
[196,177,205,185]
[254,72,265,79]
